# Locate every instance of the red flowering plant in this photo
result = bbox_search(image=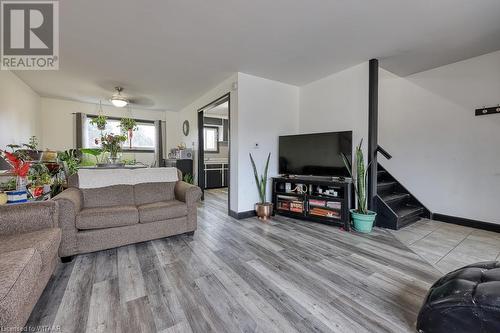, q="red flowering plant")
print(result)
[0,150,31,177]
